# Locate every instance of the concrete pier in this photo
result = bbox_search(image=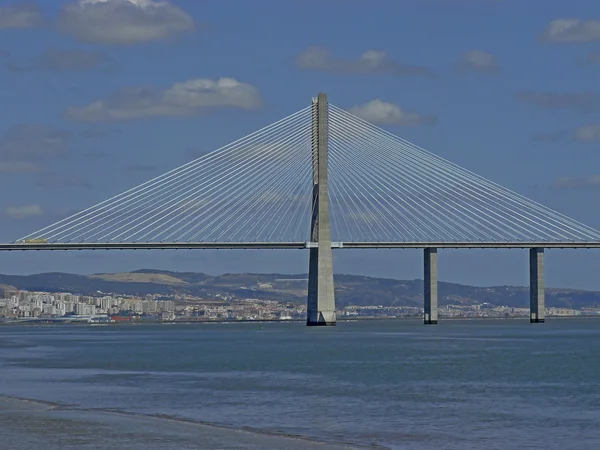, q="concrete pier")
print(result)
[307,93,336,326]
[424,248,438,325]
[529,247,545,323]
